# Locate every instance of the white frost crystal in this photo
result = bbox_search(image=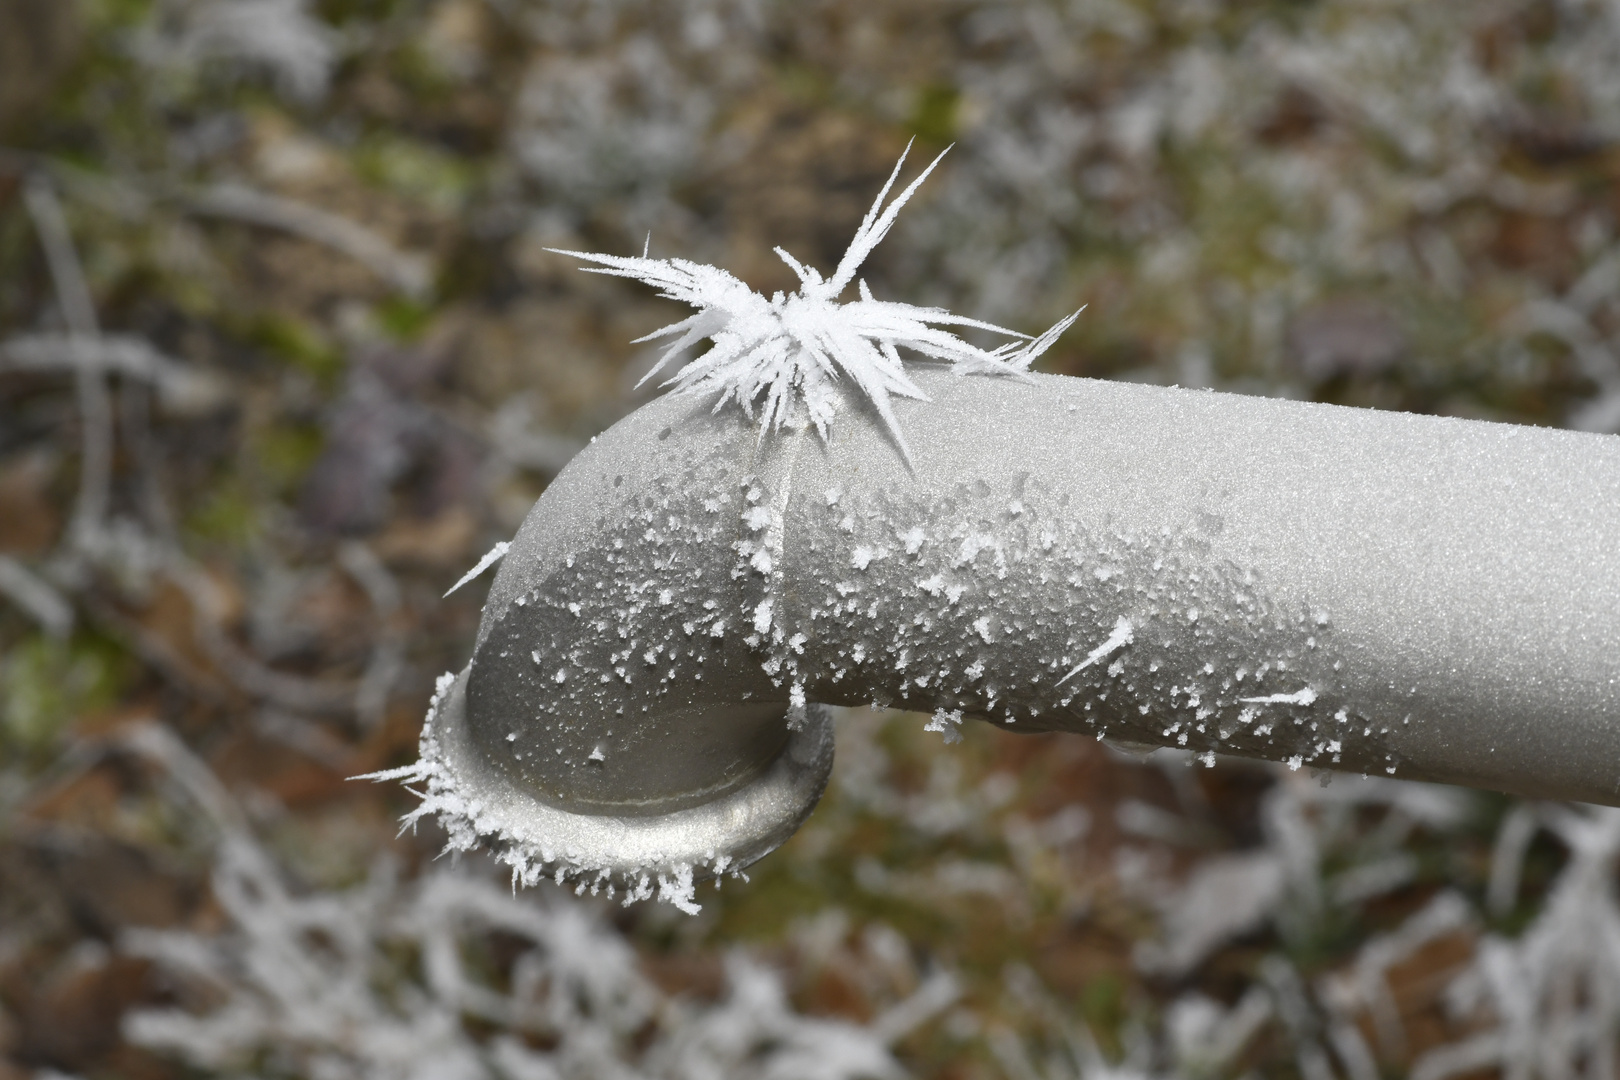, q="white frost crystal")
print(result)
[552,143,1081,464]
[442,539,509,597]
[1240,687,1318,707]
[924,707,966,745]
[1057,616,1134,686]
